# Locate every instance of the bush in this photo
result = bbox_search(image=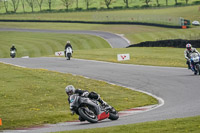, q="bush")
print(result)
[113,6,124,9]
[192,1,200,4]
[88,7,97,10]
[127,39,200,48]
[75,8,82,11]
